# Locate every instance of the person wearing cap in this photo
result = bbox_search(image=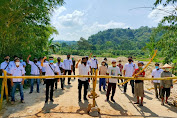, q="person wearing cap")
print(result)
[0,55,11,96]
[133,61,145,106]
[99,60,107,91]
[76,57,90,102]
[63,54,73,85]
[104,57,108,68]
[117,60,123,85]
[151,63,163,98]
[106,59,121,102]
[91,55,98,76]
[72,57,76,80]
[9,58,26,104]
[123,56,138,94]
[55,57,65,90]
[27,55,42,94]
[160,64,173,105]
[41,56,61,103]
